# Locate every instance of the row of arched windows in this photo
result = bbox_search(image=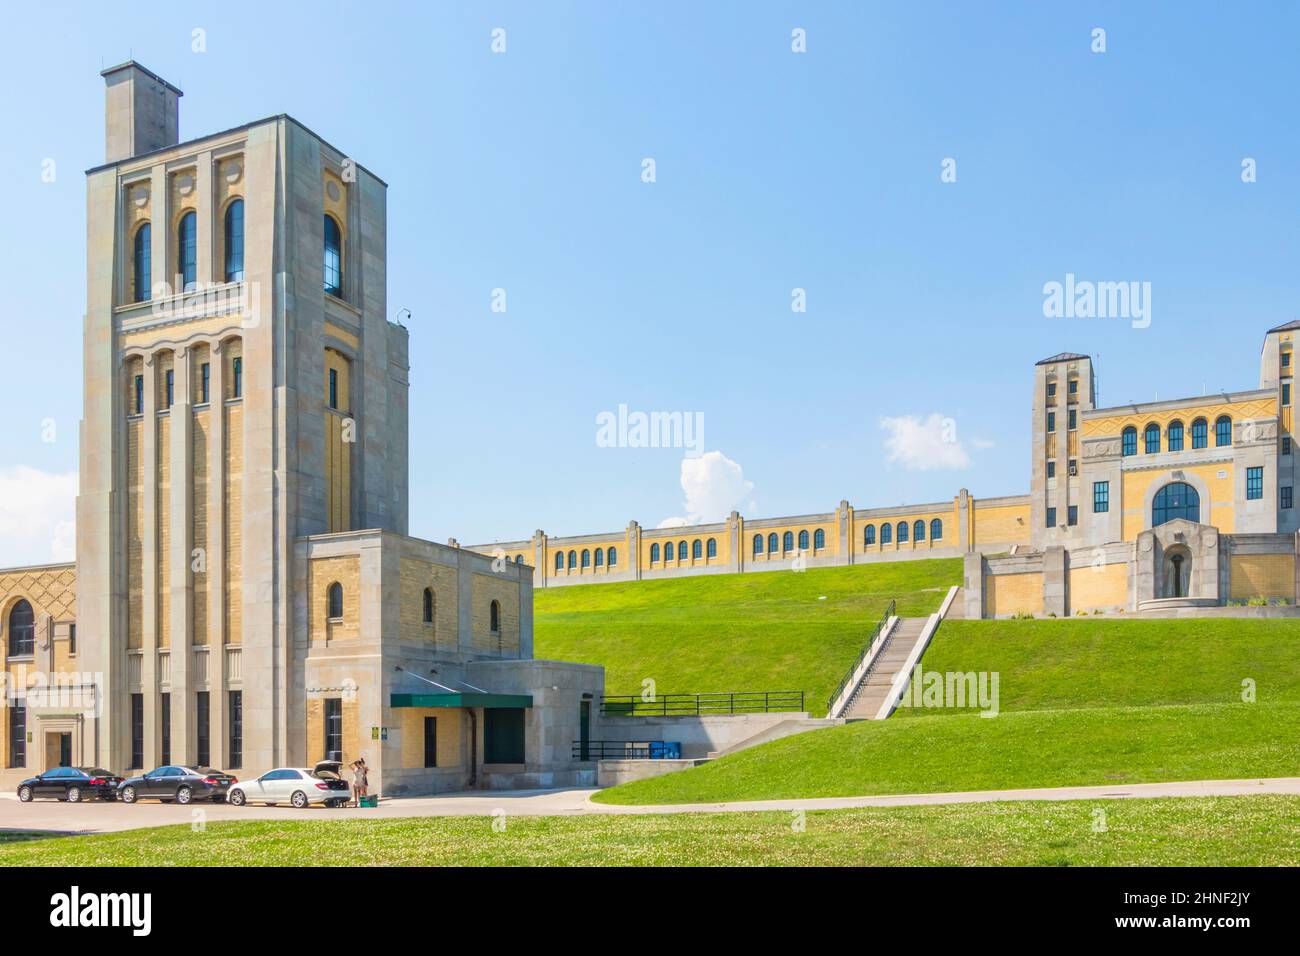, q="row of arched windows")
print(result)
[131,199,246,304]
[555,547,619,571]
[1122,417,1231,457]
[651,538,718,563]
[751,529,825,557]
[863,519,943,546]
